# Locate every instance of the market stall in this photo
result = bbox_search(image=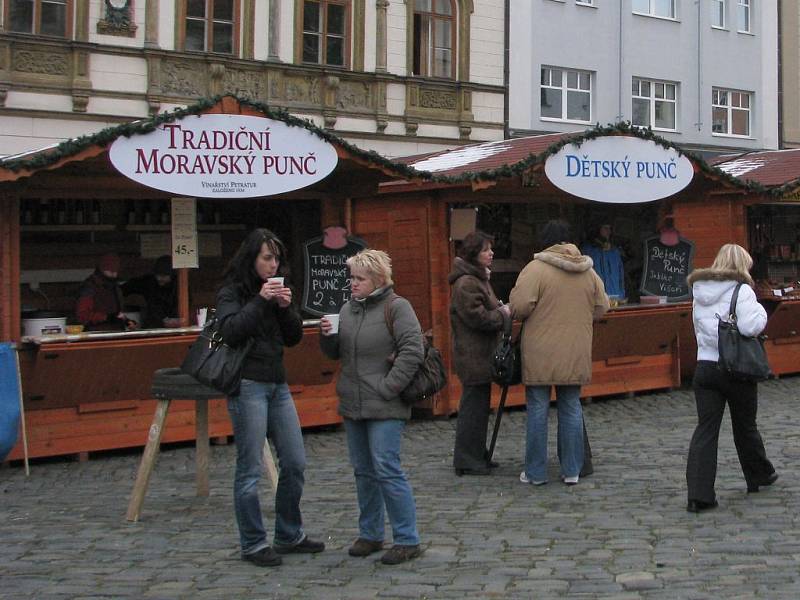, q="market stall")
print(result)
[373,124,779,414]
[0,96,422,460]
